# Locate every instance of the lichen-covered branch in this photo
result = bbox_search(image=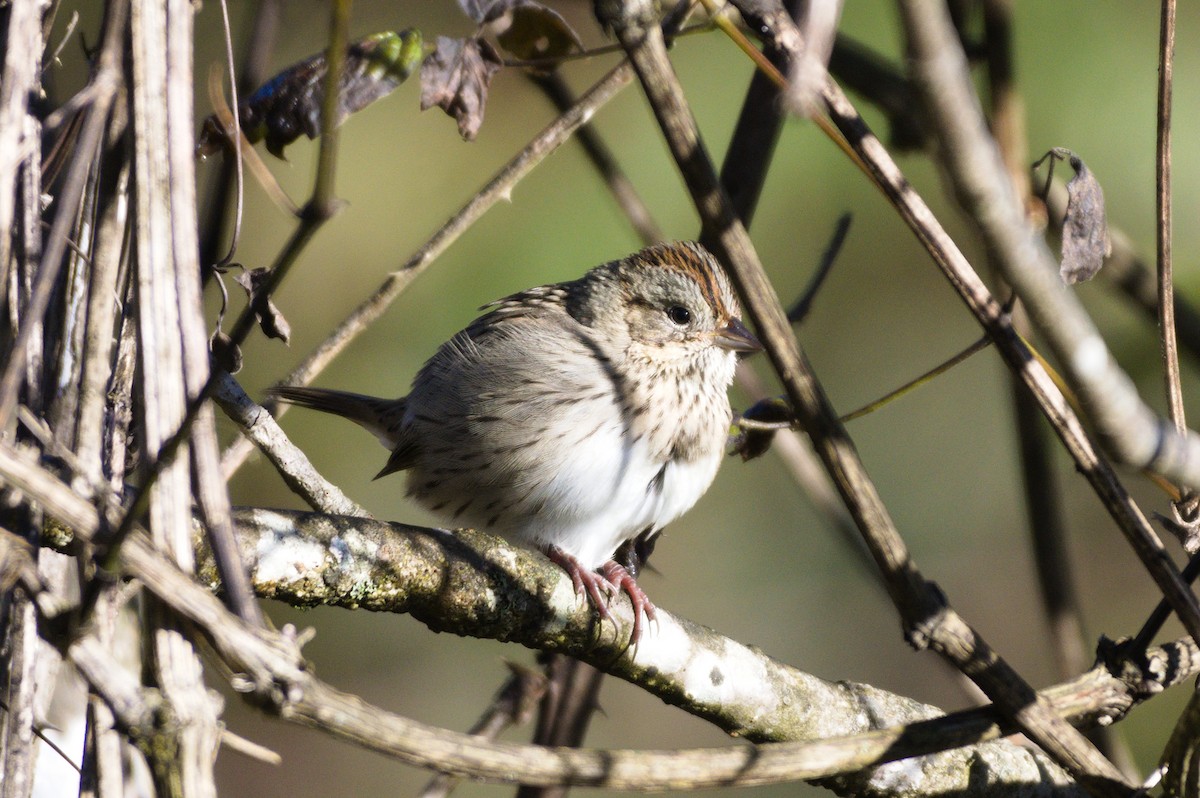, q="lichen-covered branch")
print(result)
[5,439,1197,794]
